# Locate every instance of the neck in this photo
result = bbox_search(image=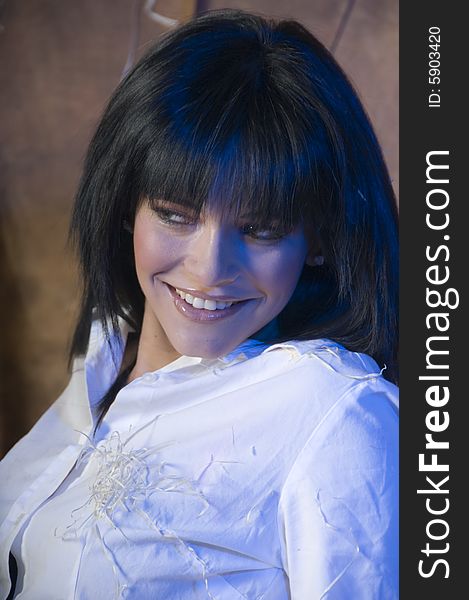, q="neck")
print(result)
[127,302,181,382]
